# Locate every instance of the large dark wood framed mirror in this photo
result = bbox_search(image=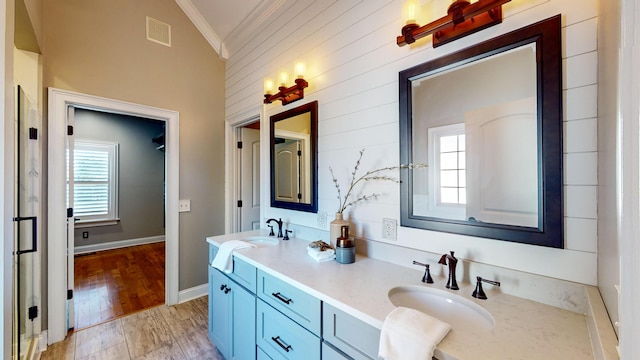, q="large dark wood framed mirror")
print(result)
[399,15,563,248]
[270,101,318,213]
